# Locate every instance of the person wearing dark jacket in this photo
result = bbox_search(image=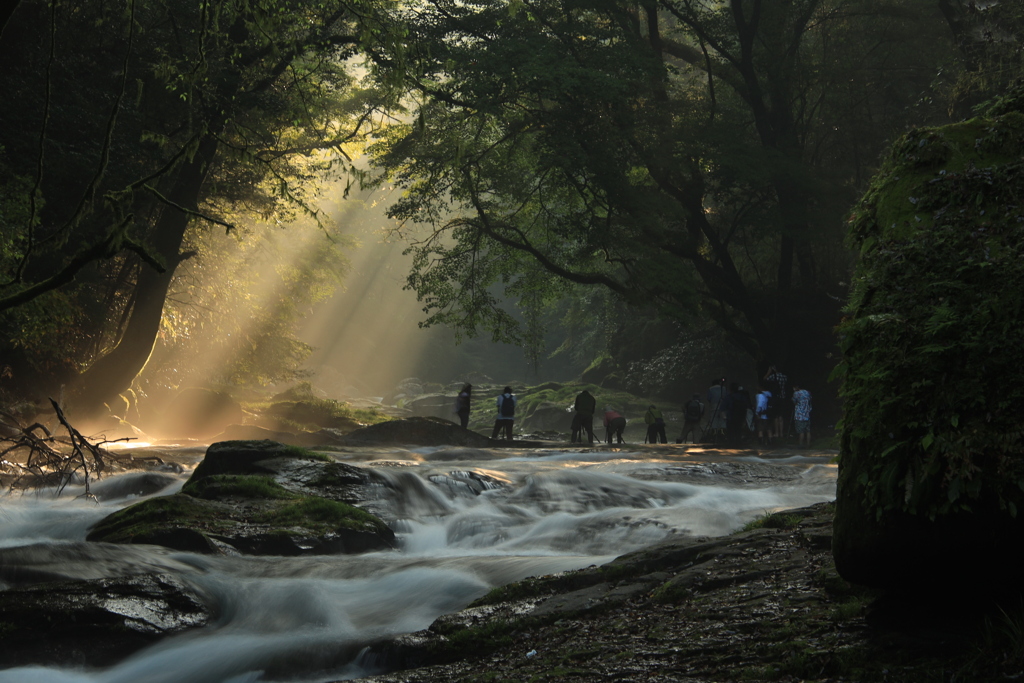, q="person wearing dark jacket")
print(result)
[725,383,751,443]
[678,394,704,444]
[572,389,597,444]
[455,383,472,429]
[491,386,516,441]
